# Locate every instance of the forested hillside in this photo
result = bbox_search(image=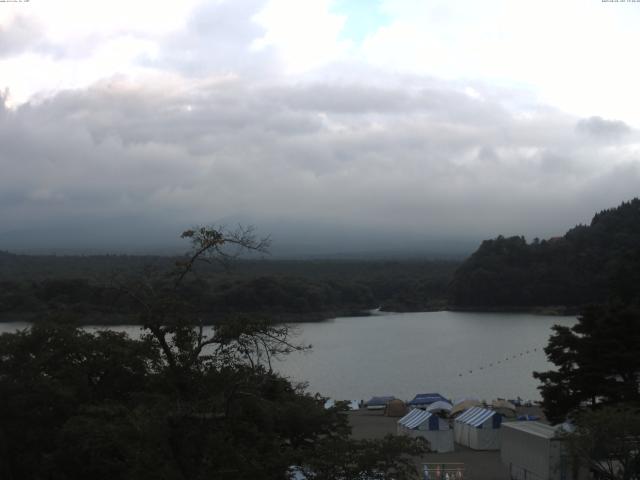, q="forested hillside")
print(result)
[450,198,640,308]
[0,254,457,323]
